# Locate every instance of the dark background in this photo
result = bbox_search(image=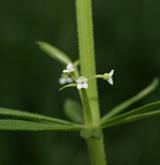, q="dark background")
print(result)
[0,0,160,165]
